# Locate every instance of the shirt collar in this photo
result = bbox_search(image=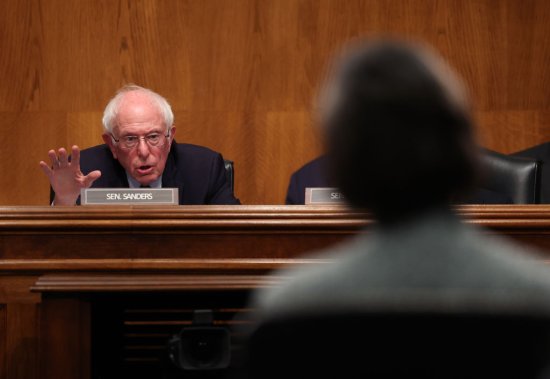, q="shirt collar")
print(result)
[126,173,162,189]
